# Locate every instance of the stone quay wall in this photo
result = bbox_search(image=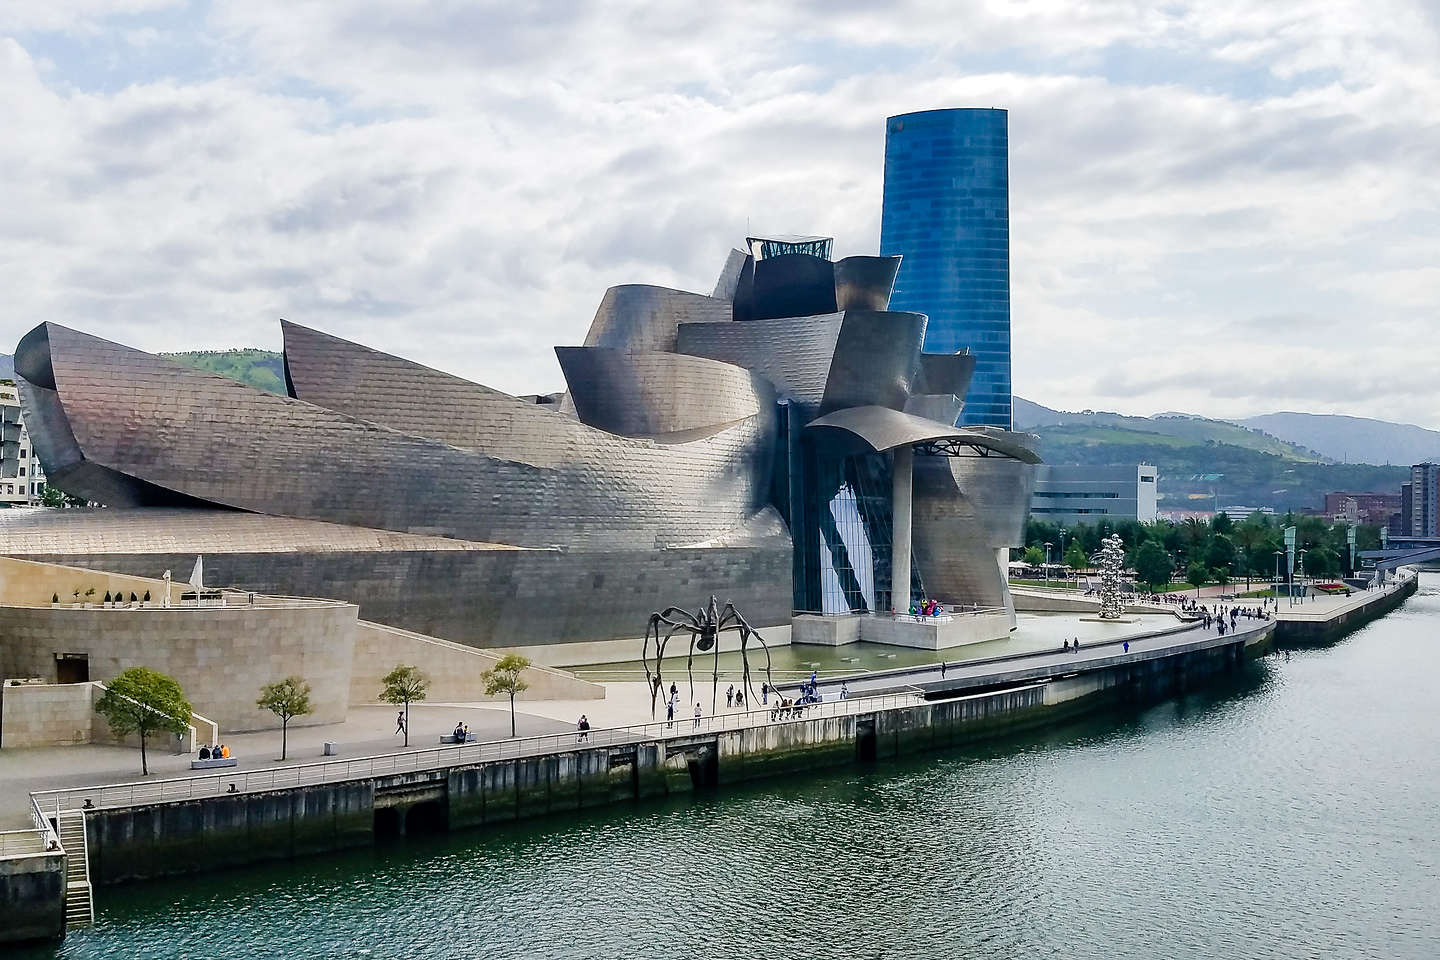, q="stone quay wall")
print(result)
[0,850,66,944]
[79,627,1268,887]
[1274,575,1417,645]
